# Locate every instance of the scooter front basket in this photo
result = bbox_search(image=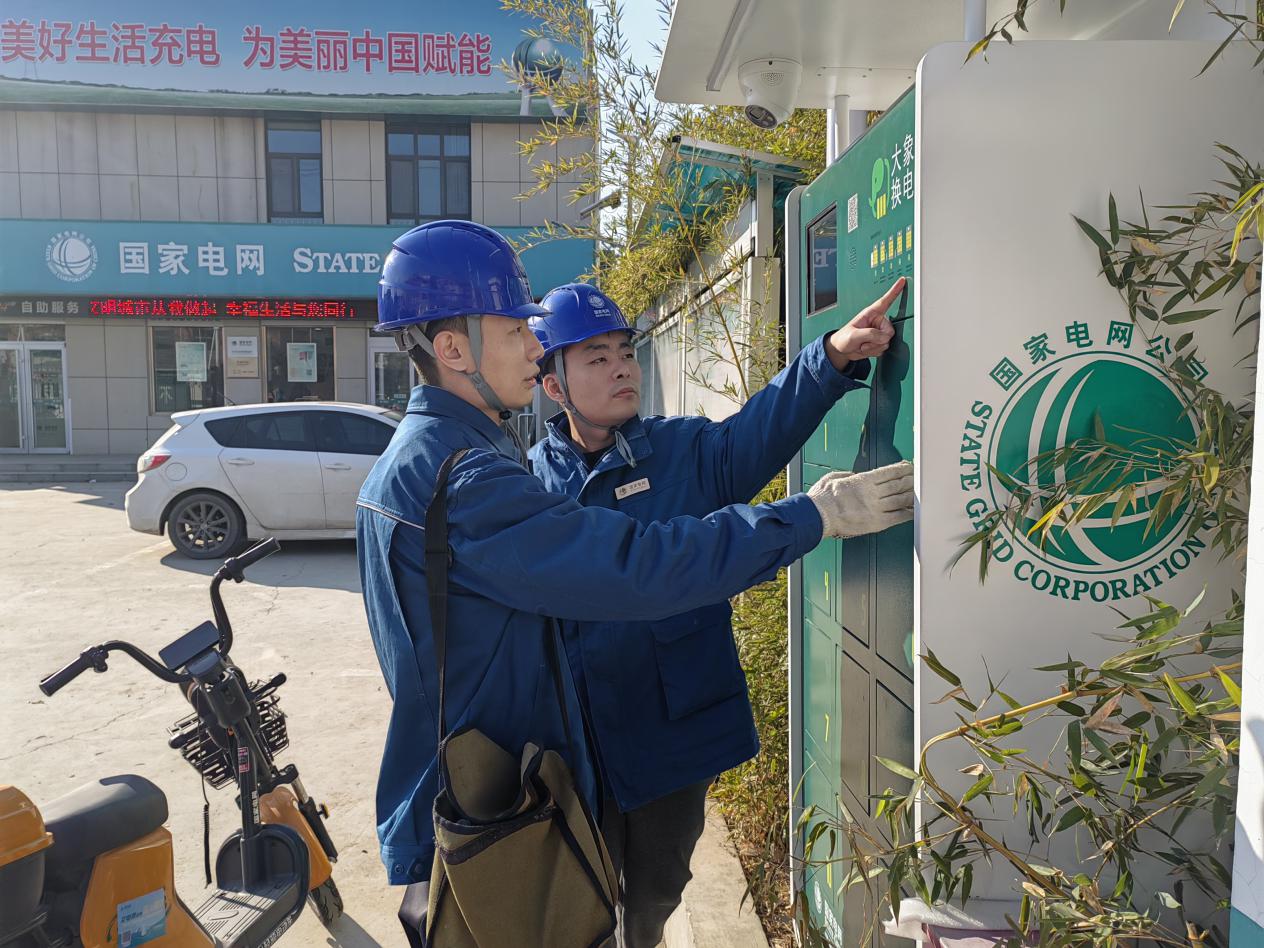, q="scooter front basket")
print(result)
[168,678,290,788]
